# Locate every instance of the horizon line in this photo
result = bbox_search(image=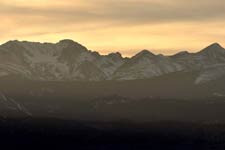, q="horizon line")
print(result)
[0,39,223,58]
